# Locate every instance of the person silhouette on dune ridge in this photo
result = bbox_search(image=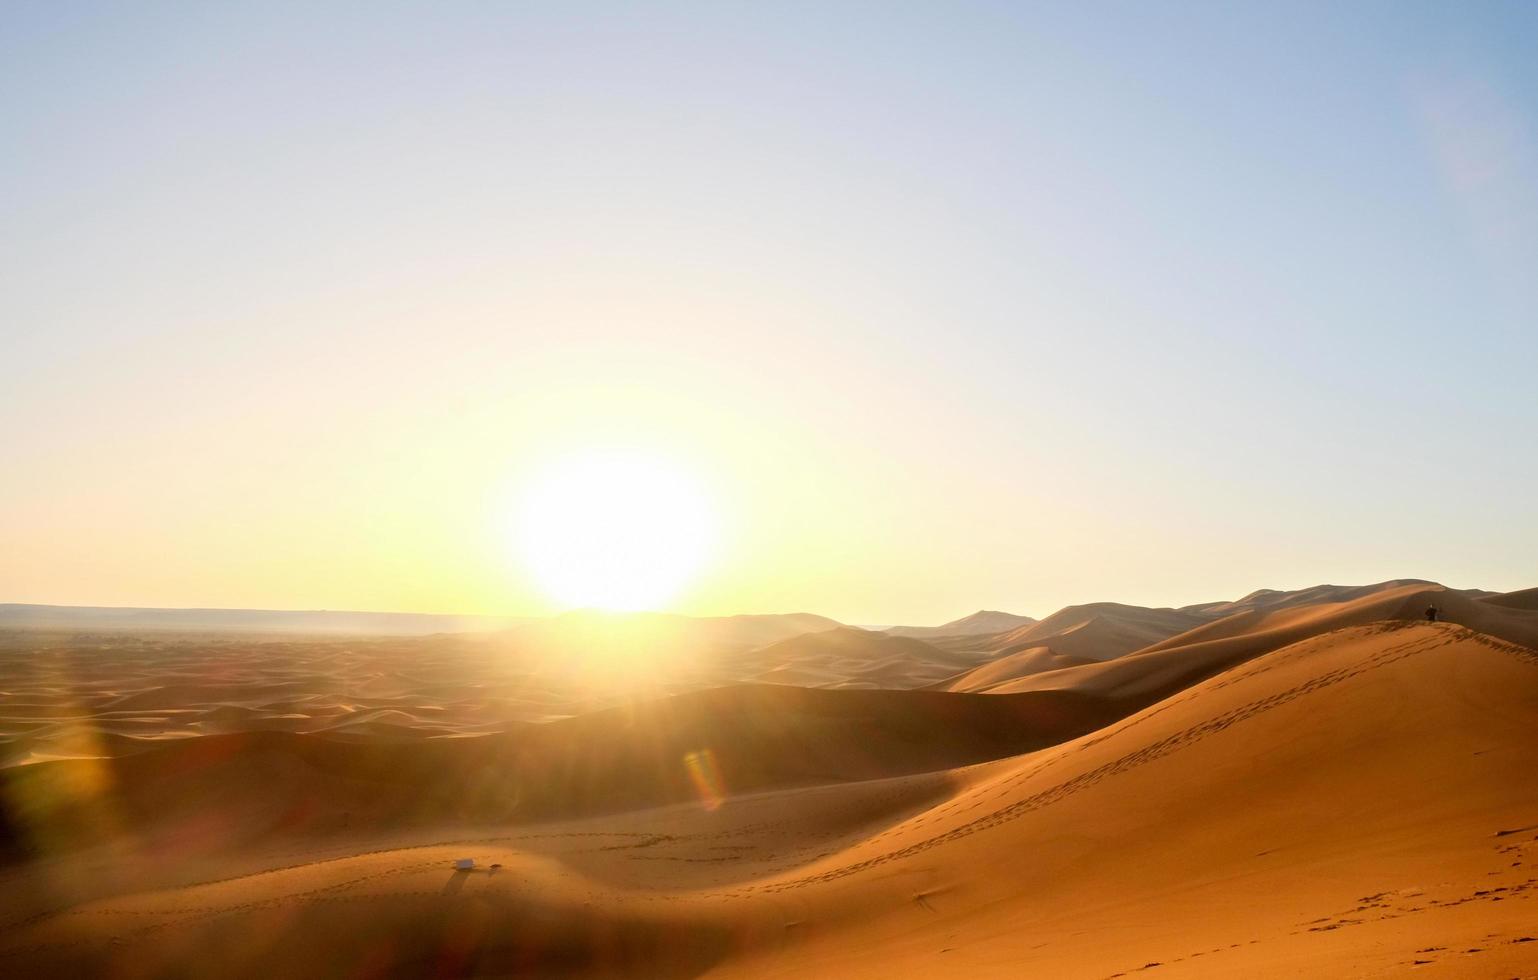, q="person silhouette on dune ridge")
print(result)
[1425,605,1439,623]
